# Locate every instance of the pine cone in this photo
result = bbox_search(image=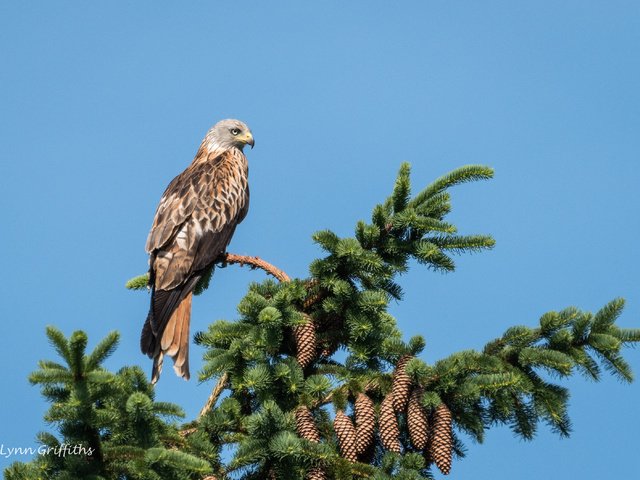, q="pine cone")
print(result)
[407,388,429,450]
[294,315,317,368]
[295,406,321,443]
[302,279,325,310]
[318,314,343,358]
[320,346,337,358]
[379,393,401,453]
[334,410,358,462]
[354,393,376,455]
[430,403,453,475]
[392,355,413,412]
[307,467,327,480]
